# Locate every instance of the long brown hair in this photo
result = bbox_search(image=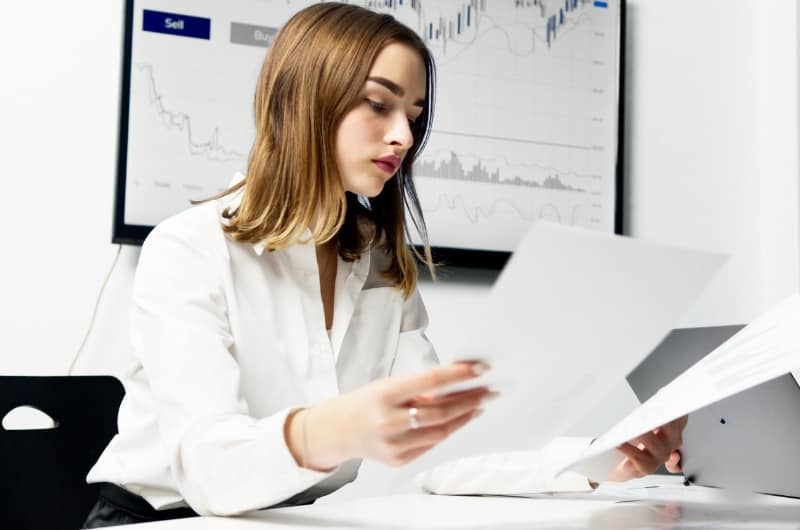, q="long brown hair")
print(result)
[217,3,436,297]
